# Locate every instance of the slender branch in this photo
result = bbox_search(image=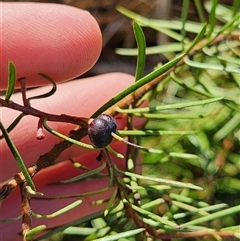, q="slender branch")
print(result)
[0,98,89,128]
[20,182,32,241]
[0,31,239,223]
[0,127,88,199]
[18,78,29,107]
[0,32,239,200]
